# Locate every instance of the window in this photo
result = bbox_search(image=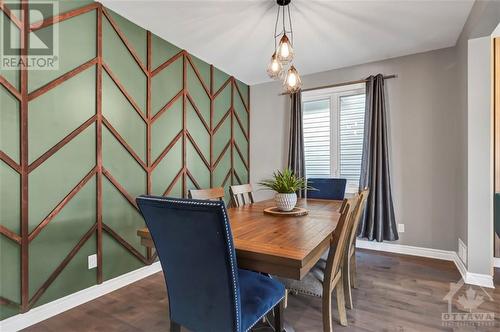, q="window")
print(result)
[302,84,365,193]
